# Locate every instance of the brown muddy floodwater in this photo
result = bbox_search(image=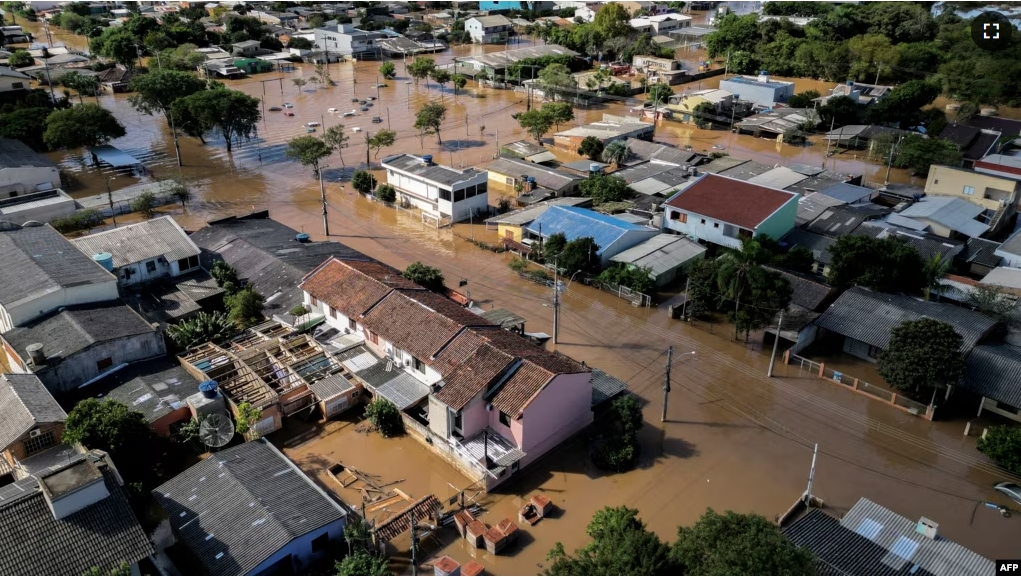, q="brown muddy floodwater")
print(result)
[26,23,1021,574]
